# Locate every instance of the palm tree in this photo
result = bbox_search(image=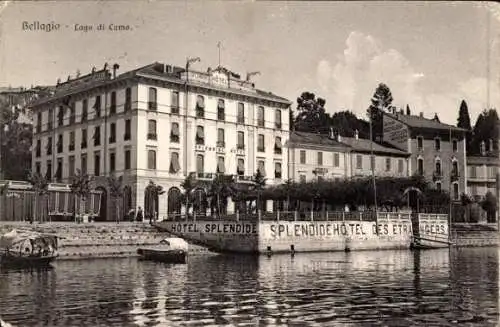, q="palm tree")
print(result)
[27,171,50,223]
[145,180,165,224]
[207,174,235,218]
[180,173,196,216]
[69,169,93,223]
[107,174,124,223]
[252,170,267,215]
